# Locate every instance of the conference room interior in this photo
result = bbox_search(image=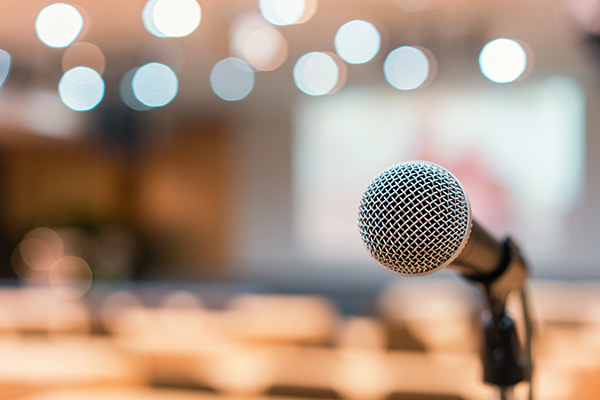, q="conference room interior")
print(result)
[1,0,600,399]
